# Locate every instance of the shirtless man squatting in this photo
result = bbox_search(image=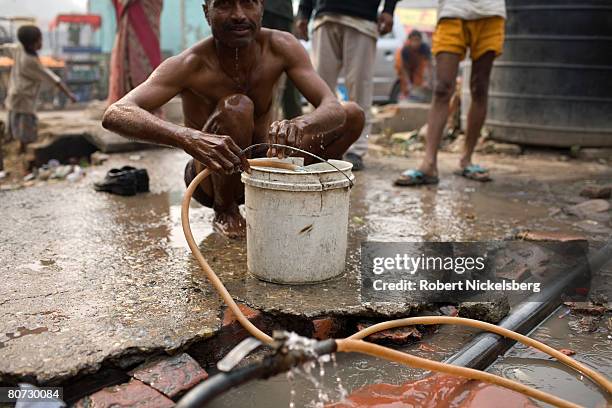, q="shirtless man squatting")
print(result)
[102,0,365,238]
